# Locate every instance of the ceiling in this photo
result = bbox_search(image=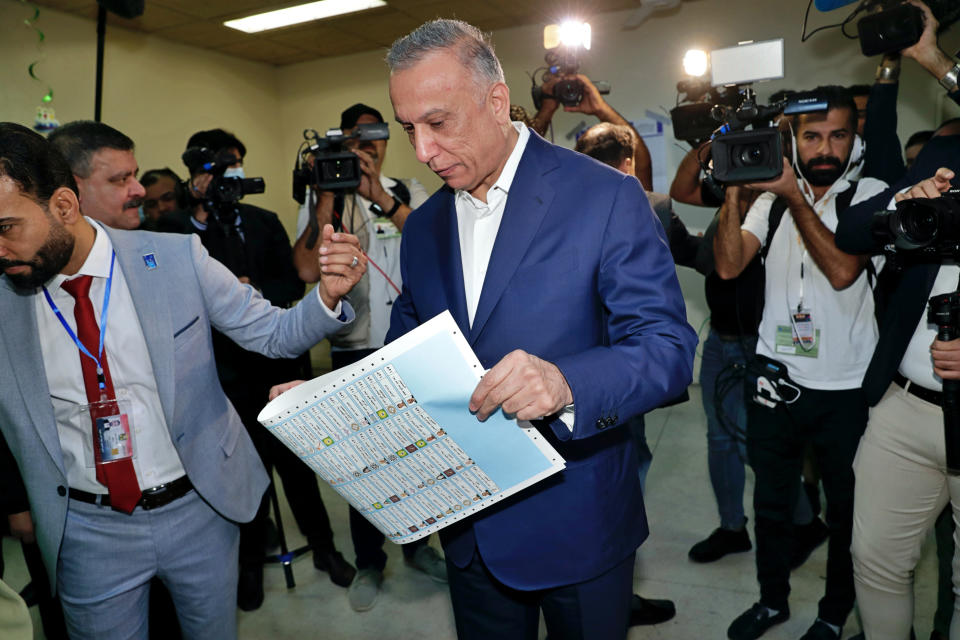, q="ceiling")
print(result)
[31,0,643,66]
